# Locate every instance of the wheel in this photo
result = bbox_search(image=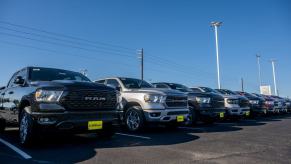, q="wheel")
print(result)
[125,106,145,132]
[19,107,36,146]
[189,106,197,125]
[0,119,6,133]
[97,124,115,139]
